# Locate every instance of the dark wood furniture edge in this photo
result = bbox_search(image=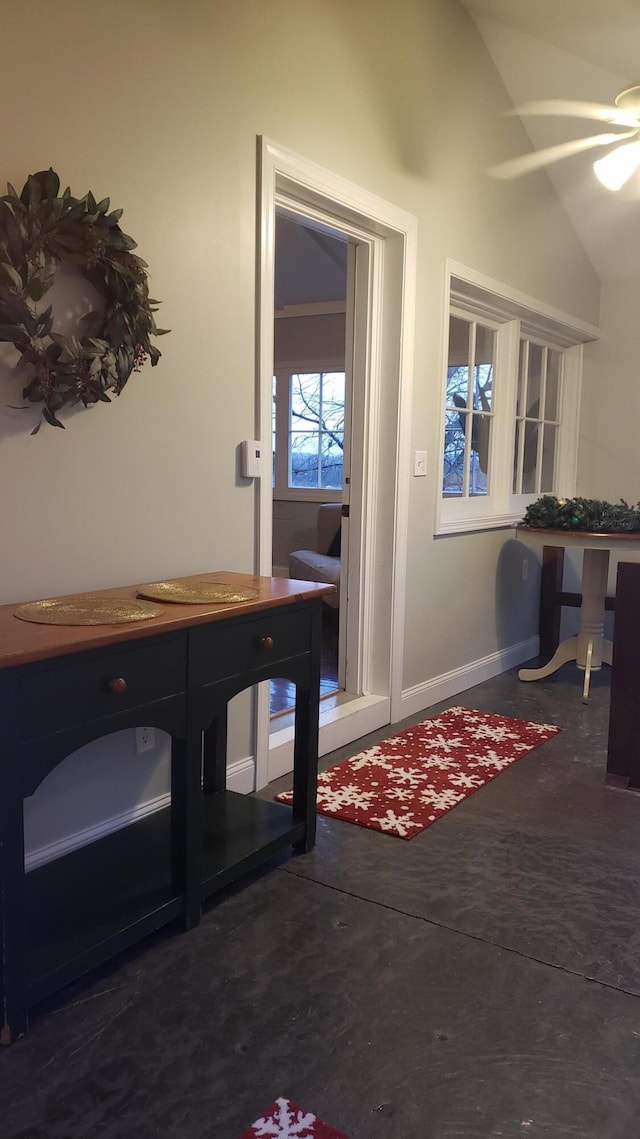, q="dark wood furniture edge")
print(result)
[607,561,640,786]
[0,572,336,669]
